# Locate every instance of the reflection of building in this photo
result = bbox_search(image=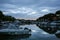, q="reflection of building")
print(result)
[55,31,60,38]
[36,23,57,34]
